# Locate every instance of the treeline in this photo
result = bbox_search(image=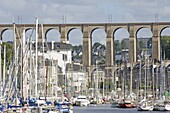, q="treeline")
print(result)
[161,36,170,60]
[72,36,170,61]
